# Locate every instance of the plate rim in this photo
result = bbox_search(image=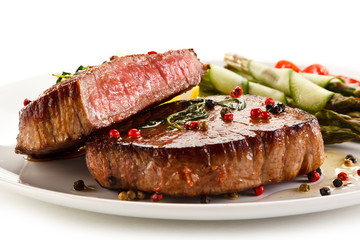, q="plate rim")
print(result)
[1,157,360,220]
